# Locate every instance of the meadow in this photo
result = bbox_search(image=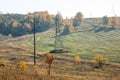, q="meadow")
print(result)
[0,25,120,80]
